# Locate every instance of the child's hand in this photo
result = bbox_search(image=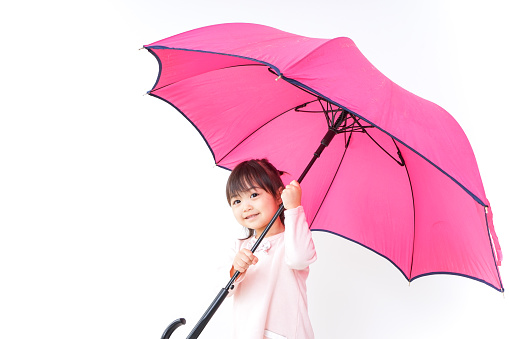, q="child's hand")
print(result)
[281,180,302,210]
[233,248,258,273]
